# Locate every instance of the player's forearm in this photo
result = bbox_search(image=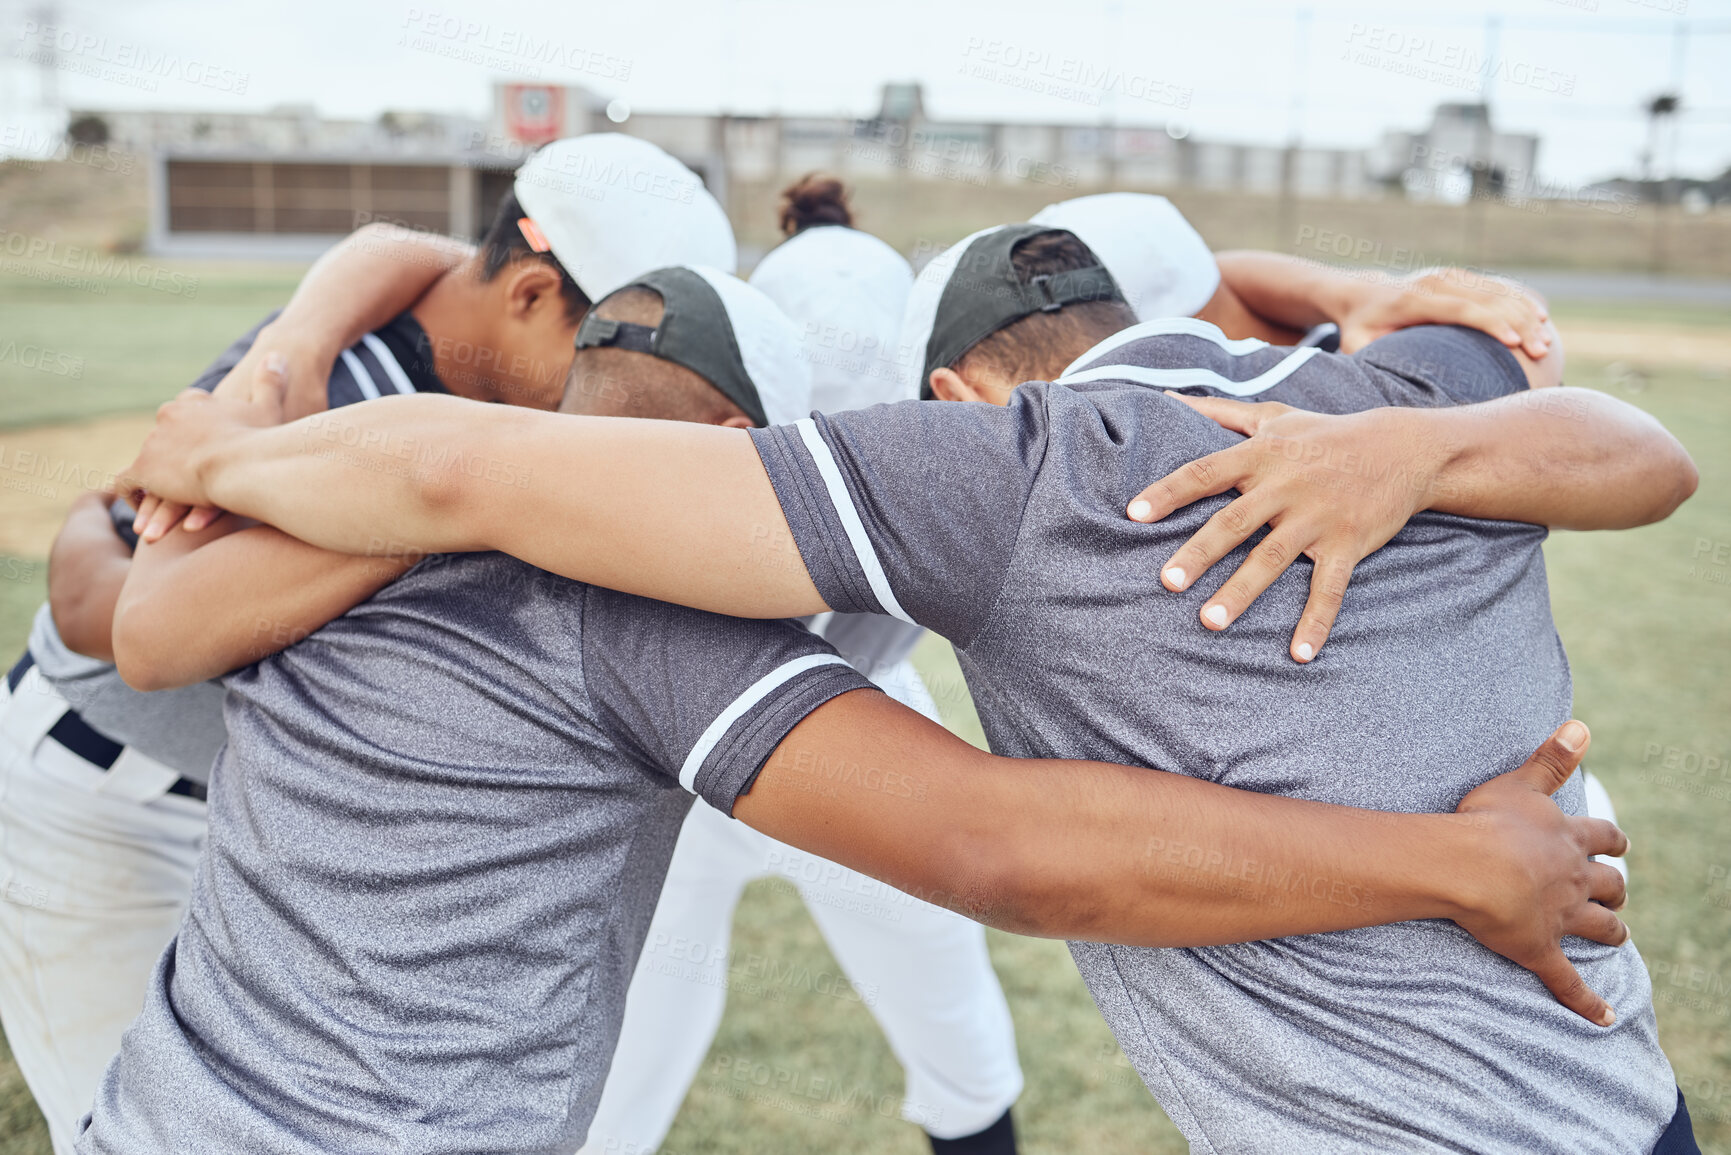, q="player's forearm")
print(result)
[275,224,468,354]
[114,522,408,690]
[210,225,470,405]
[741,692,1472,945]
[1419,388,1698,529]
[1213,251,1360,333]
[46,495,132,661]
[195,396,828,617]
